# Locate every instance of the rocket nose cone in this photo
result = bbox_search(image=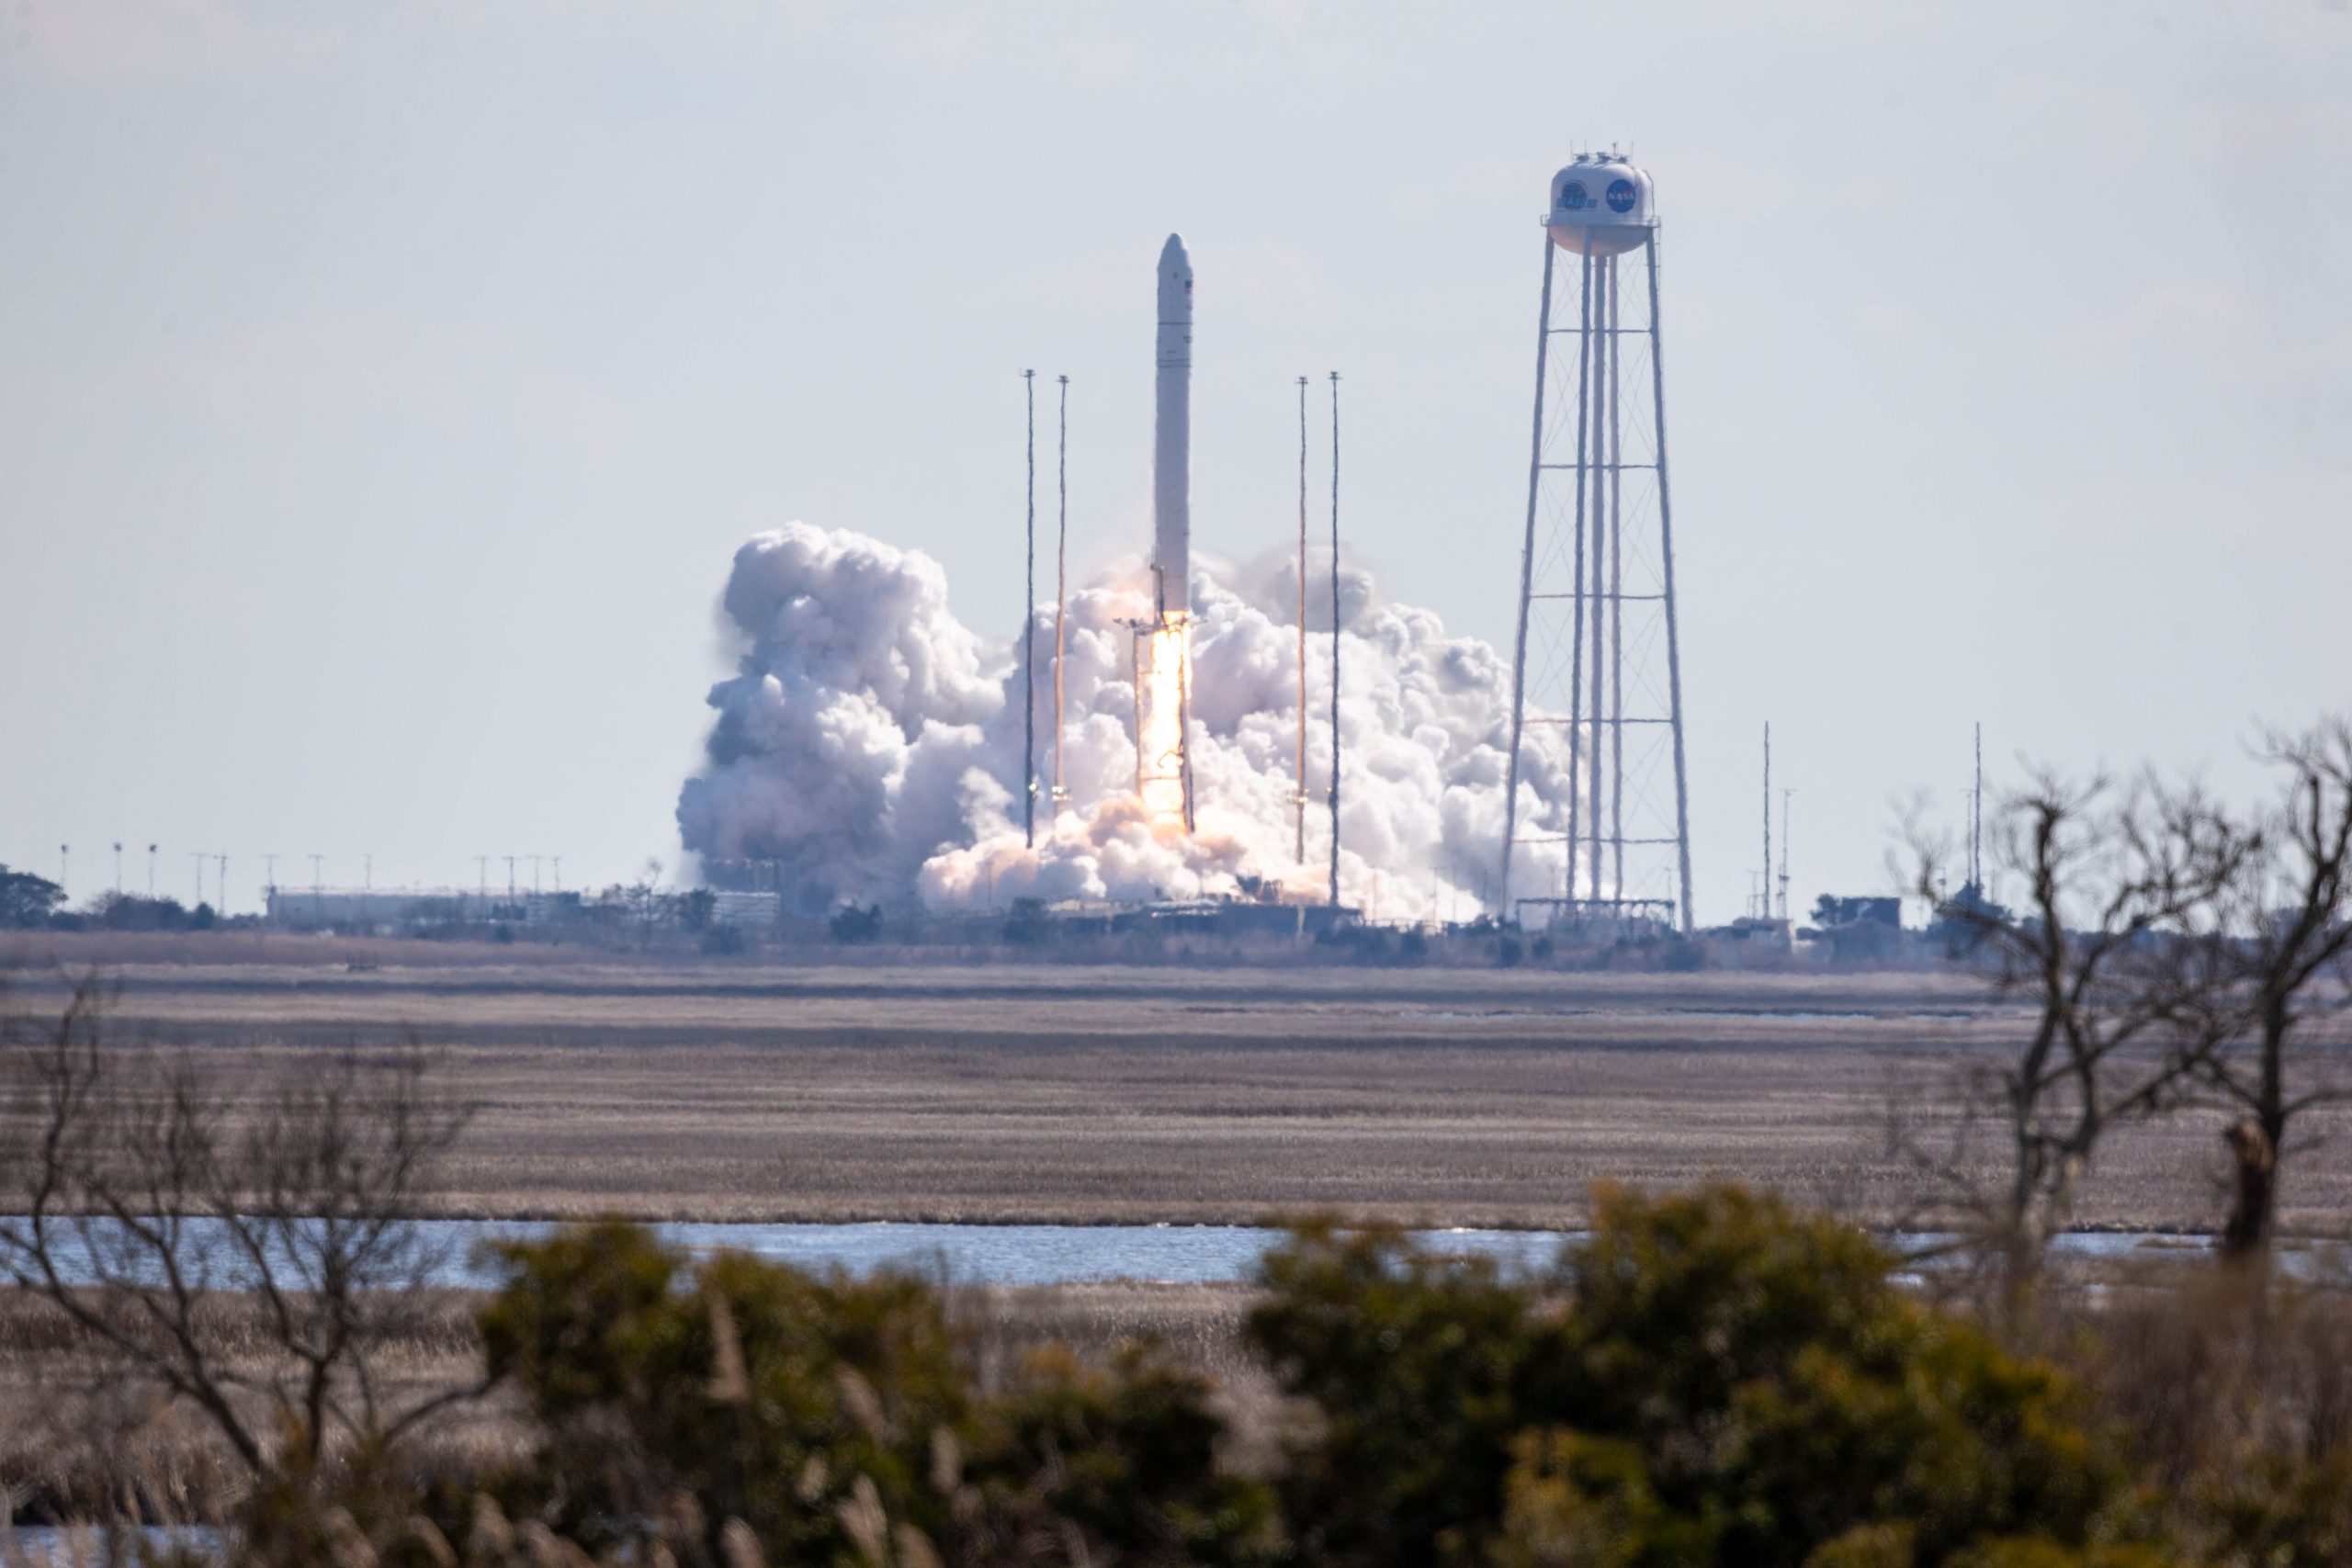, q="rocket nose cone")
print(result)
[1159,232,1191,316]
